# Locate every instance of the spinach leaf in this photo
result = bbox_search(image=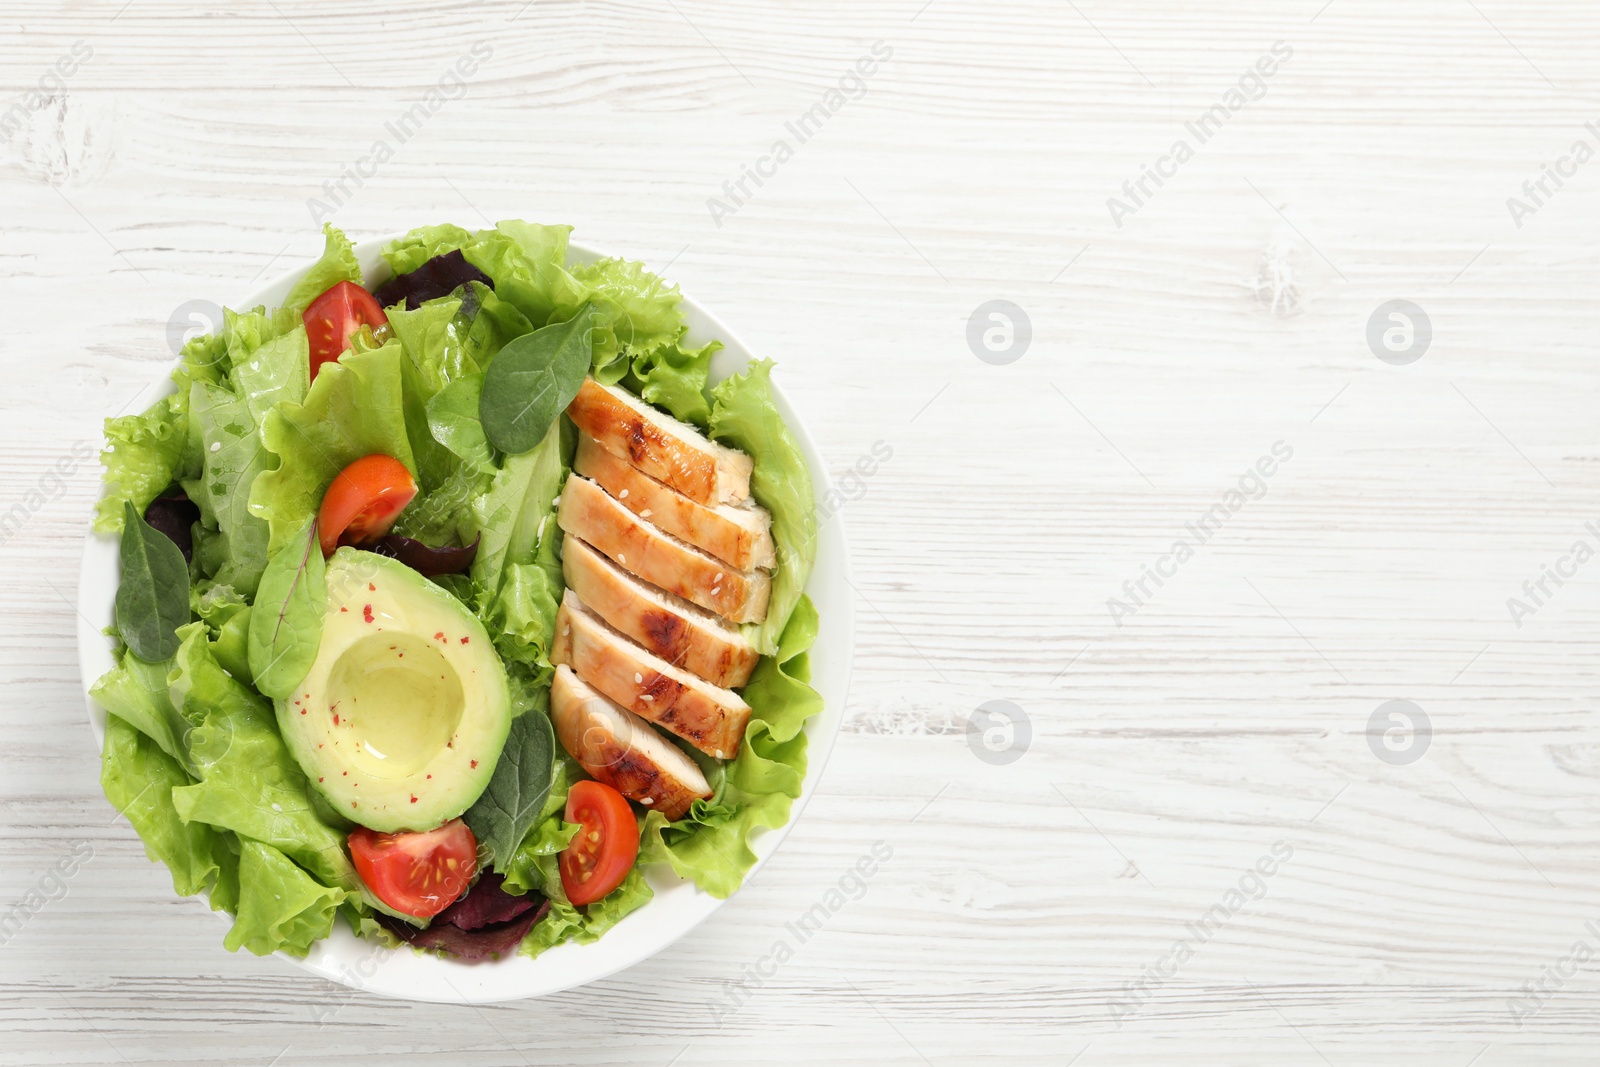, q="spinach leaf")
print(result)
[115,500,191,662]
[463,709,555,868]
[478,302,594,455]
[247,518,327,699]
[427,373,494,473]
